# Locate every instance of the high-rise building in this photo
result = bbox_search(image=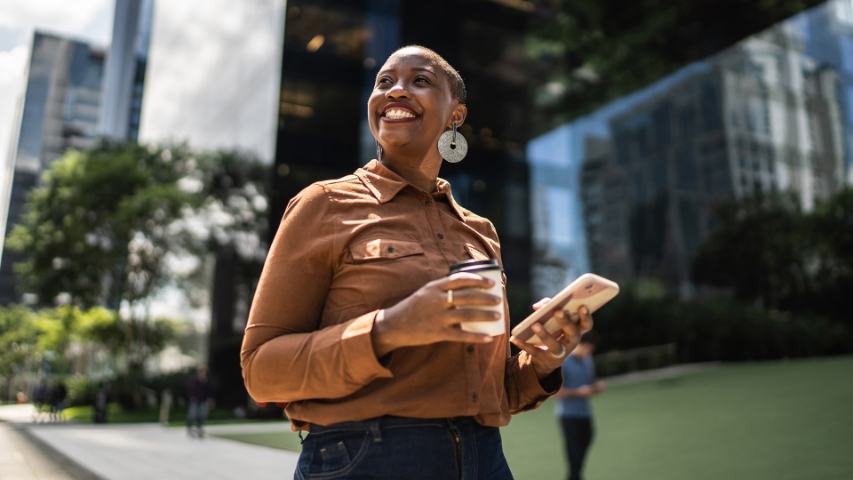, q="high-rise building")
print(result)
[0,32,105,303]
[100,0,153,141]
[0,1,152,304]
